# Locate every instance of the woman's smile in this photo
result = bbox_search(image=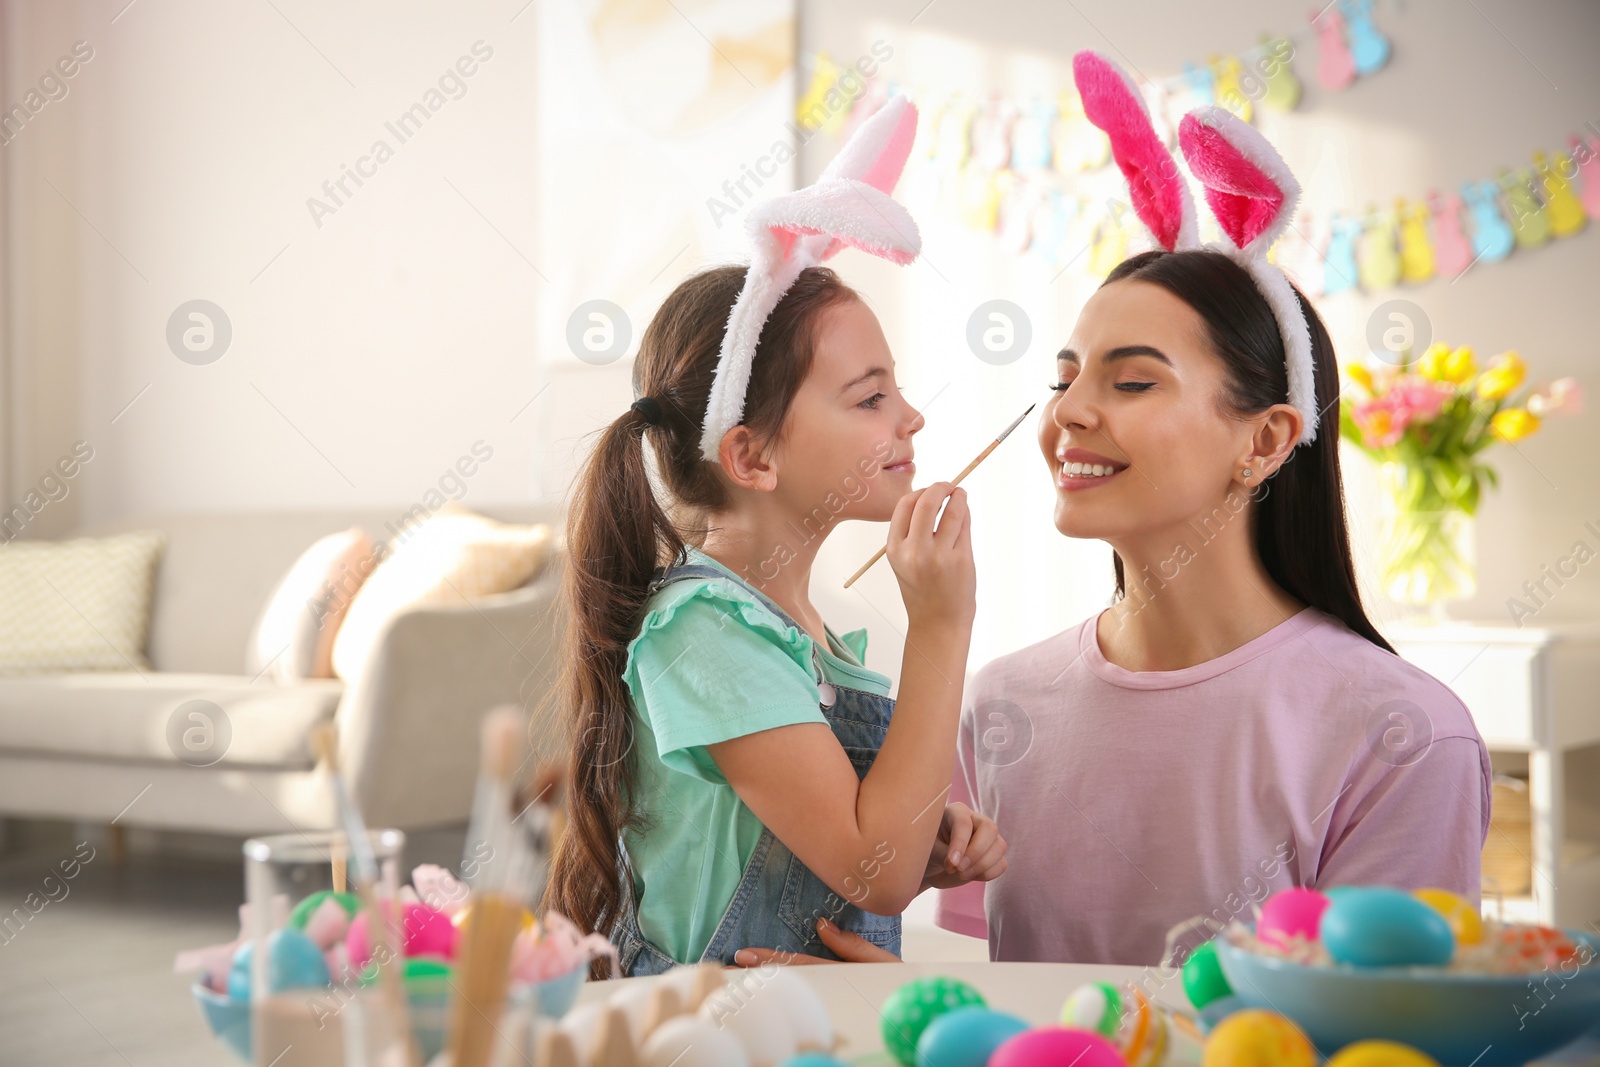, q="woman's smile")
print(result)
[1055,447,1129,491]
